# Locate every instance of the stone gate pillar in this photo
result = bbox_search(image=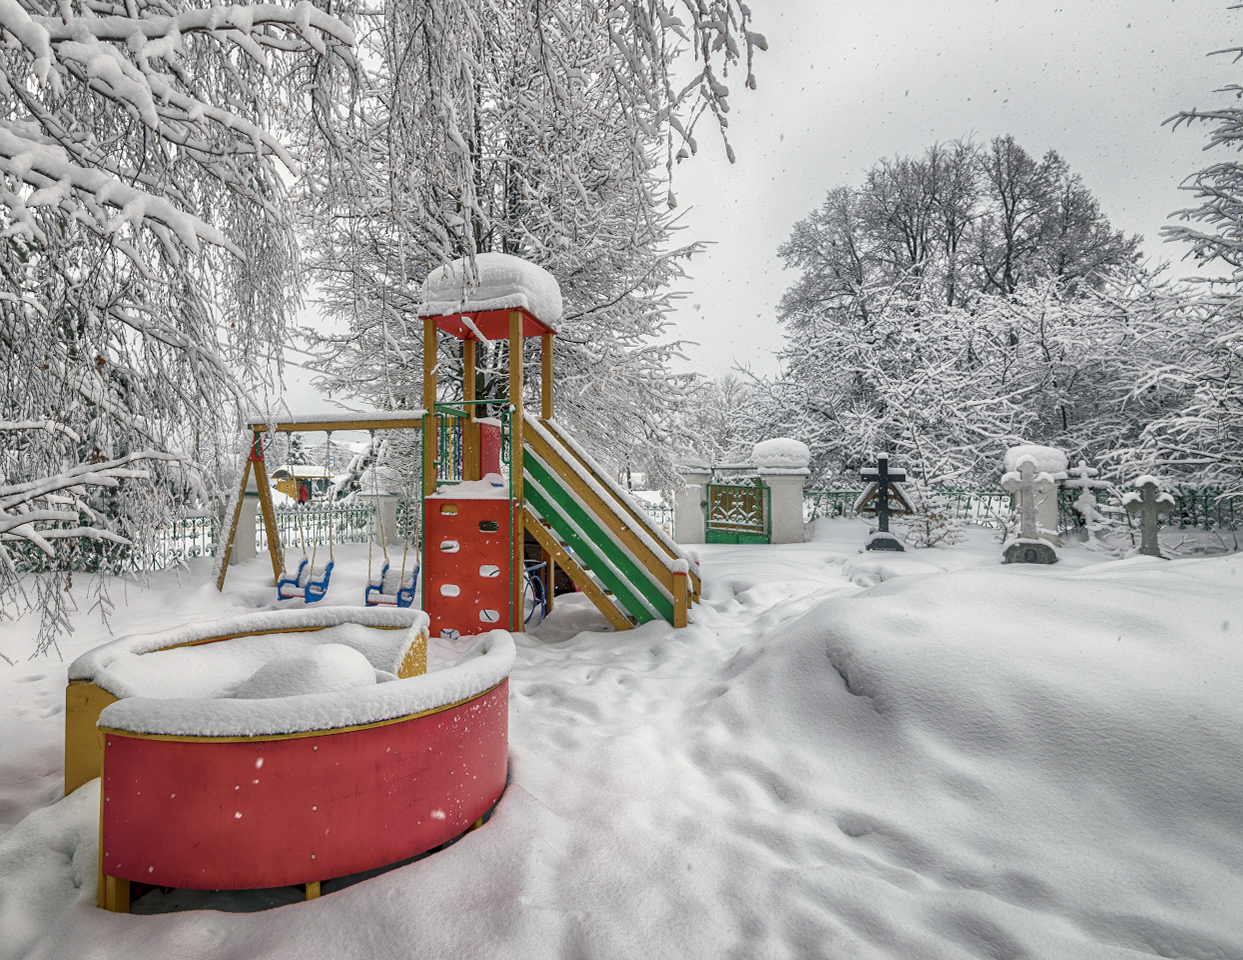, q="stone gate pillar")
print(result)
[753,438,811,545]
[674,462,713,545]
